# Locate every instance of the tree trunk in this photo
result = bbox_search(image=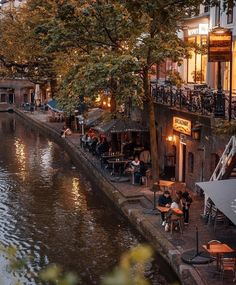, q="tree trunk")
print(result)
[110,91,116,113]
[143,69,159,185]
